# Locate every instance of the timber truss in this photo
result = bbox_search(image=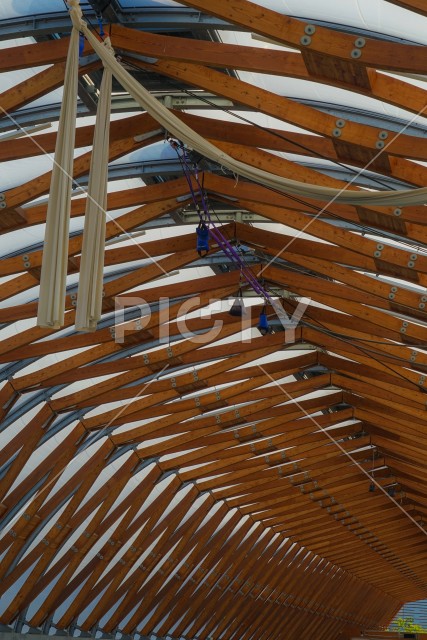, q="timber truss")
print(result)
[0,1,426,640]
